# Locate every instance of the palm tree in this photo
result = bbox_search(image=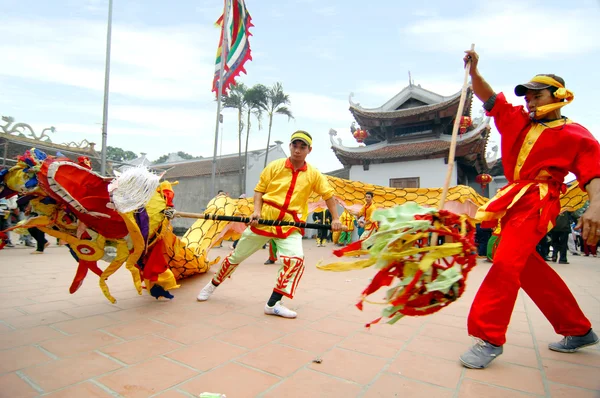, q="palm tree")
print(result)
[263,82,294,168]
[242,84,268,192]
[222,83,248,192]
